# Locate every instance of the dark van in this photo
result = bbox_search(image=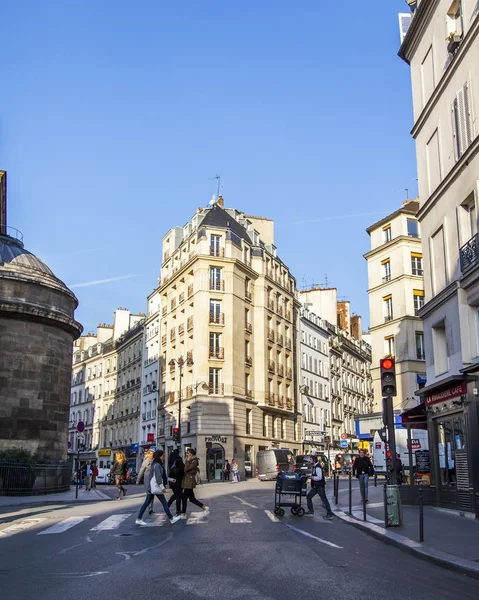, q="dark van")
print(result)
[294,454,331,479]
[256,449,294,481]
